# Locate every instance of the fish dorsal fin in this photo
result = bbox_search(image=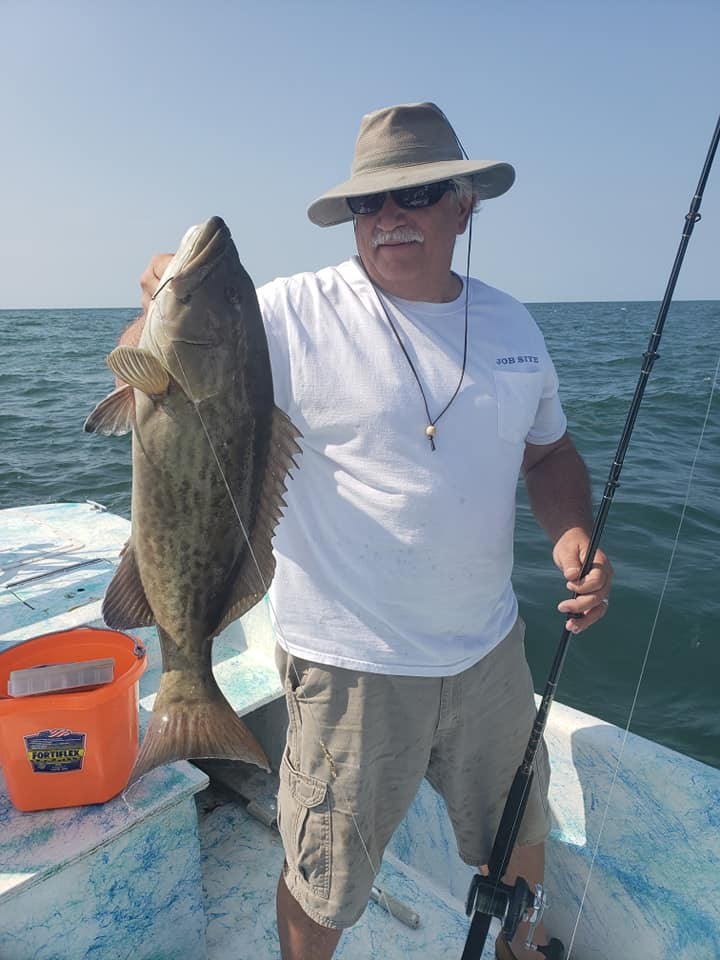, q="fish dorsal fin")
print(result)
[102,540,156,629]
[106,346,171,396]
[84,385,136,436]
[215,407,302,634]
